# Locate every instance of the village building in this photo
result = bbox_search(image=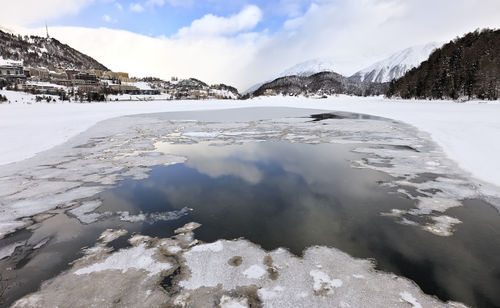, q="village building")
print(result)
[88,69,104,77]
[0,60,26,83]
[17,83,65,95]
[74,72,99,85]
[65,69,80,81]
[49,71,67,80]
[24,67,49,81]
